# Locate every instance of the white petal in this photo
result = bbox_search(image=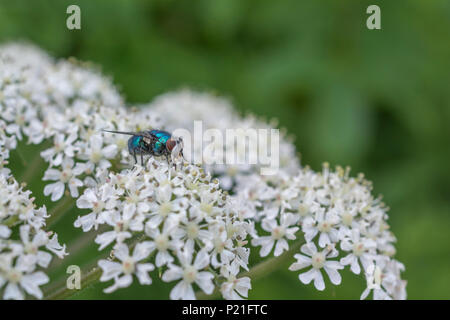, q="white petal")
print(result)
[324,265,342,285]
[77,189,97,208]
[194,249,210,270]
[123,203,136,221]
[360,287,371,300]
[313,271,325,291]
[162,266,183,282]
[195,271,214,295]
[318,232,330,248]
[252,237,274,257]
[301,242,317,256]
[44,182,65,201]
[102,144,118,158]
[20,272,49,299]
[170,280,195,300]
[340,253,355,266]
[95,231,117,250]
[235,277,251,298]
[43,169,61,181]
[132,241,154,261]
[155,251,173,267]
[289,254,312,271]
[4,283,24,300]
[74,212,97,232]
[350,259,361,274]
[274,239,288,256]
[0,225,11,238]
[36,251,52,268]
[113,243,130,261]
[136,263,154,285]
[98,260,122,281]
[104,274,133,293]
[90,135,103,150]
[299,268,318,285]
